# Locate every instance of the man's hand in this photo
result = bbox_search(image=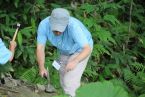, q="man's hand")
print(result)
[39,67,48,78]
[65,60,79,72]
[36,44,46,77]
